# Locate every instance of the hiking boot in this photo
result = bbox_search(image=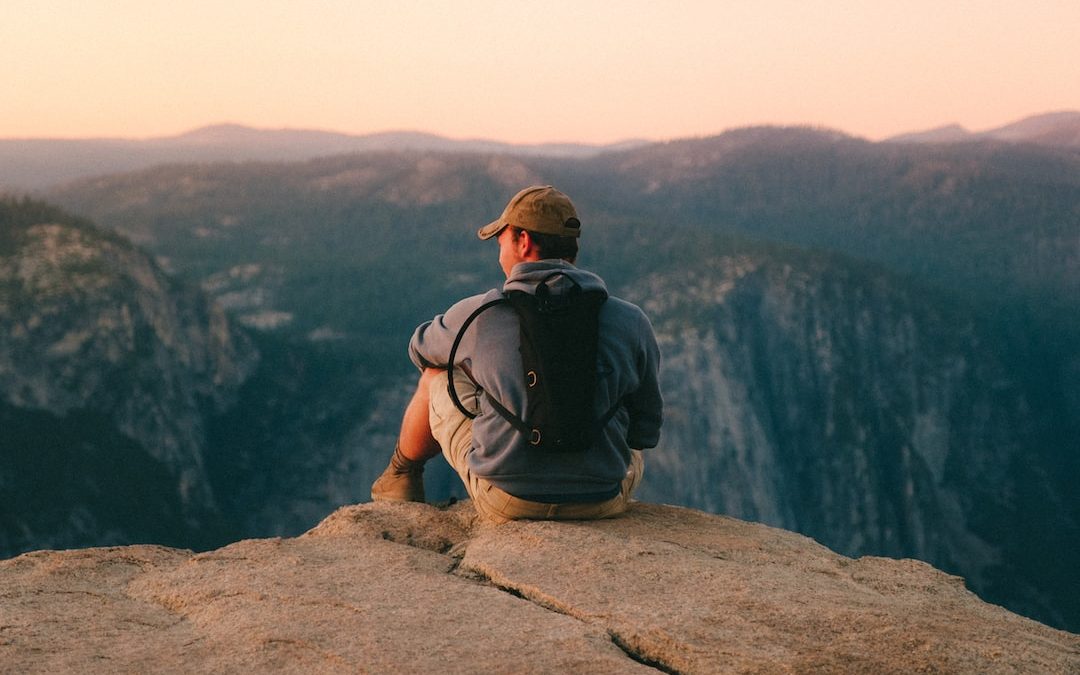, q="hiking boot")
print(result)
[371,446,426,503]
